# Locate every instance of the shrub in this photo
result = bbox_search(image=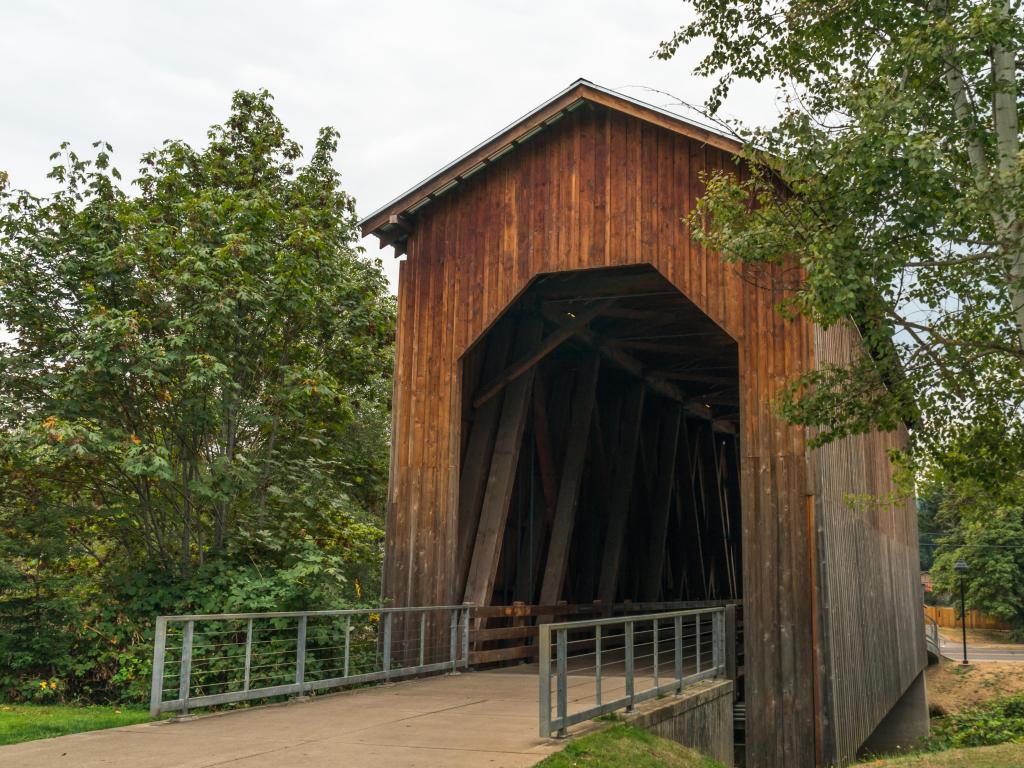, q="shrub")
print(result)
[927,695,1024,750]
